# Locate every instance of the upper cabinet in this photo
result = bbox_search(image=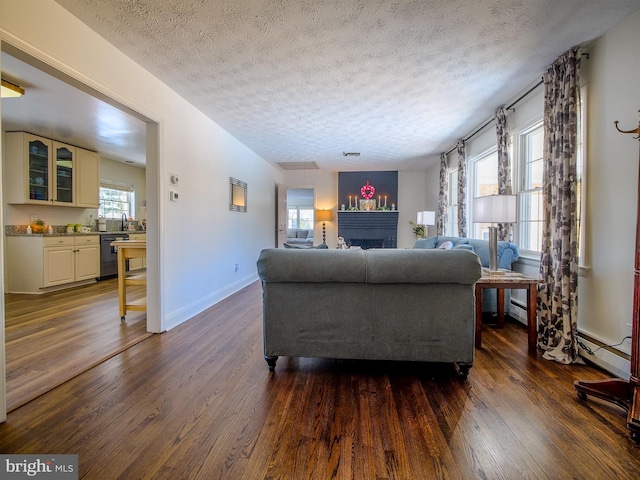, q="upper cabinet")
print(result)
[53,141,75,206]
[75,148,99,208]
[4,132,99,208]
